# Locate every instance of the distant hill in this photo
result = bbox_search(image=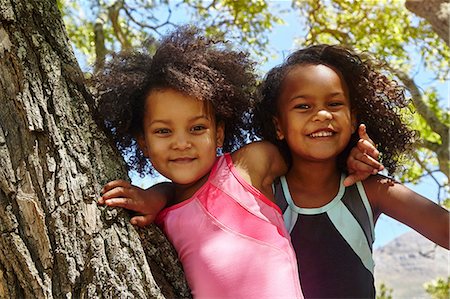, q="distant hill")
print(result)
[374,230,449,298]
